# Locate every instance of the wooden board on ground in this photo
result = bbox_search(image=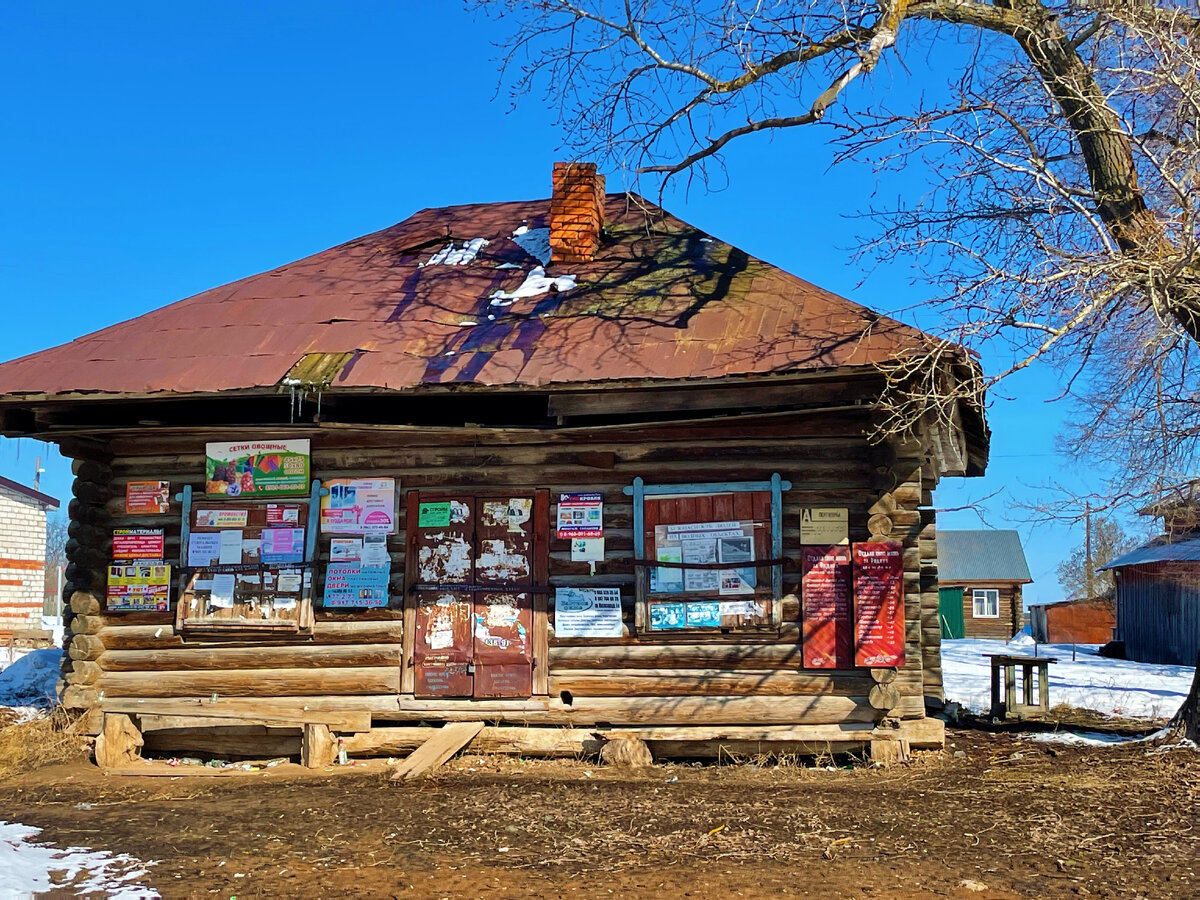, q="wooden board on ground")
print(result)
[390,721,484,781]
